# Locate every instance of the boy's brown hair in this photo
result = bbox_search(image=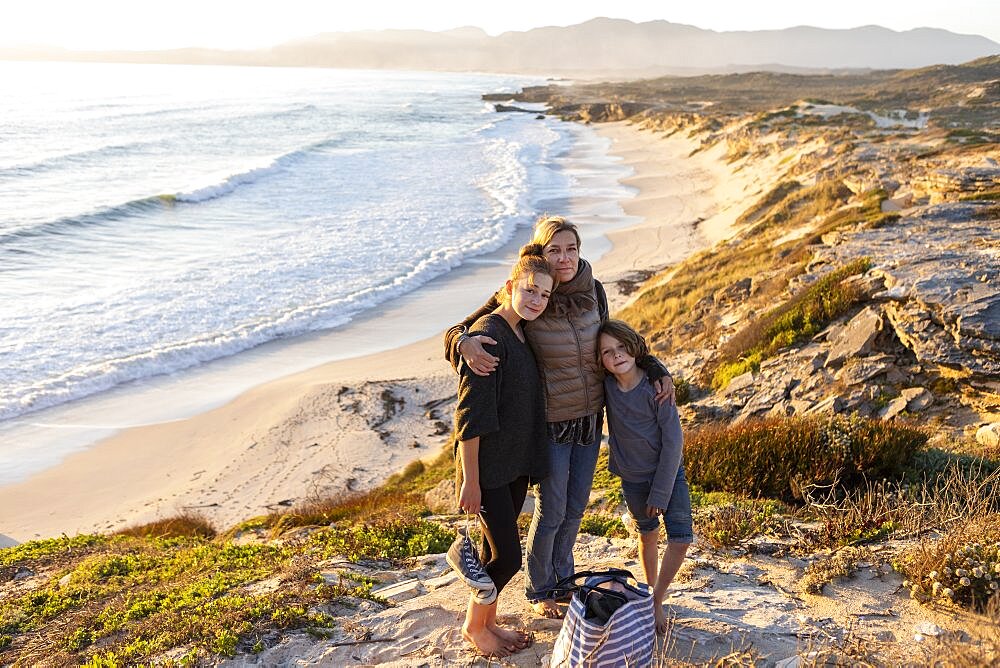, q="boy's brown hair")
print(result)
[598,319,649,361]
